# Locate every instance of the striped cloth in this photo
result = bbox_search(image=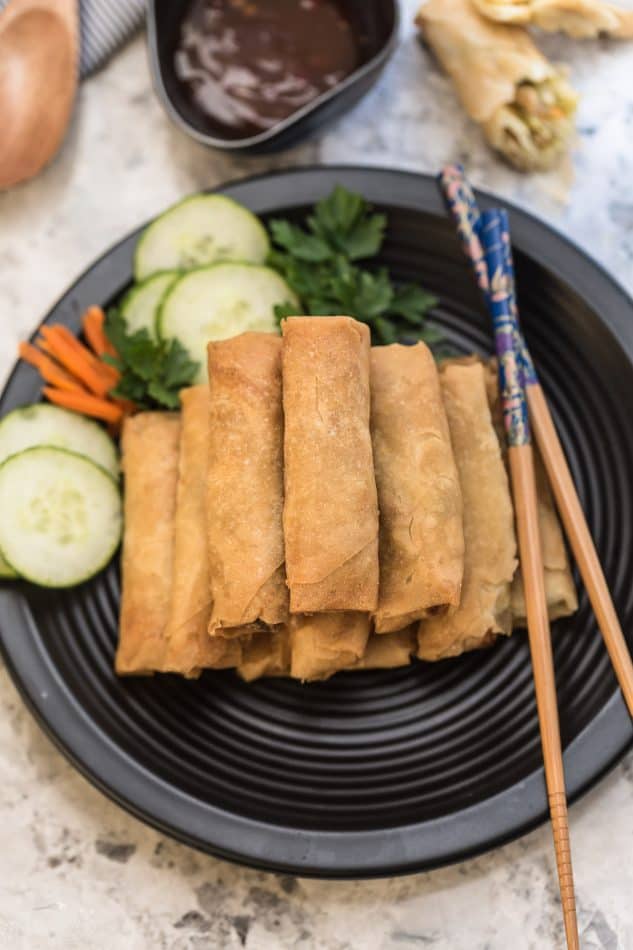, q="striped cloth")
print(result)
[0,0,145,77]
